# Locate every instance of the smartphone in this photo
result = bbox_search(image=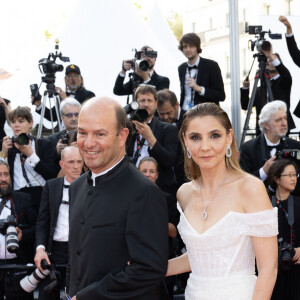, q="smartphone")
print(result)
[30,84,41,103]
